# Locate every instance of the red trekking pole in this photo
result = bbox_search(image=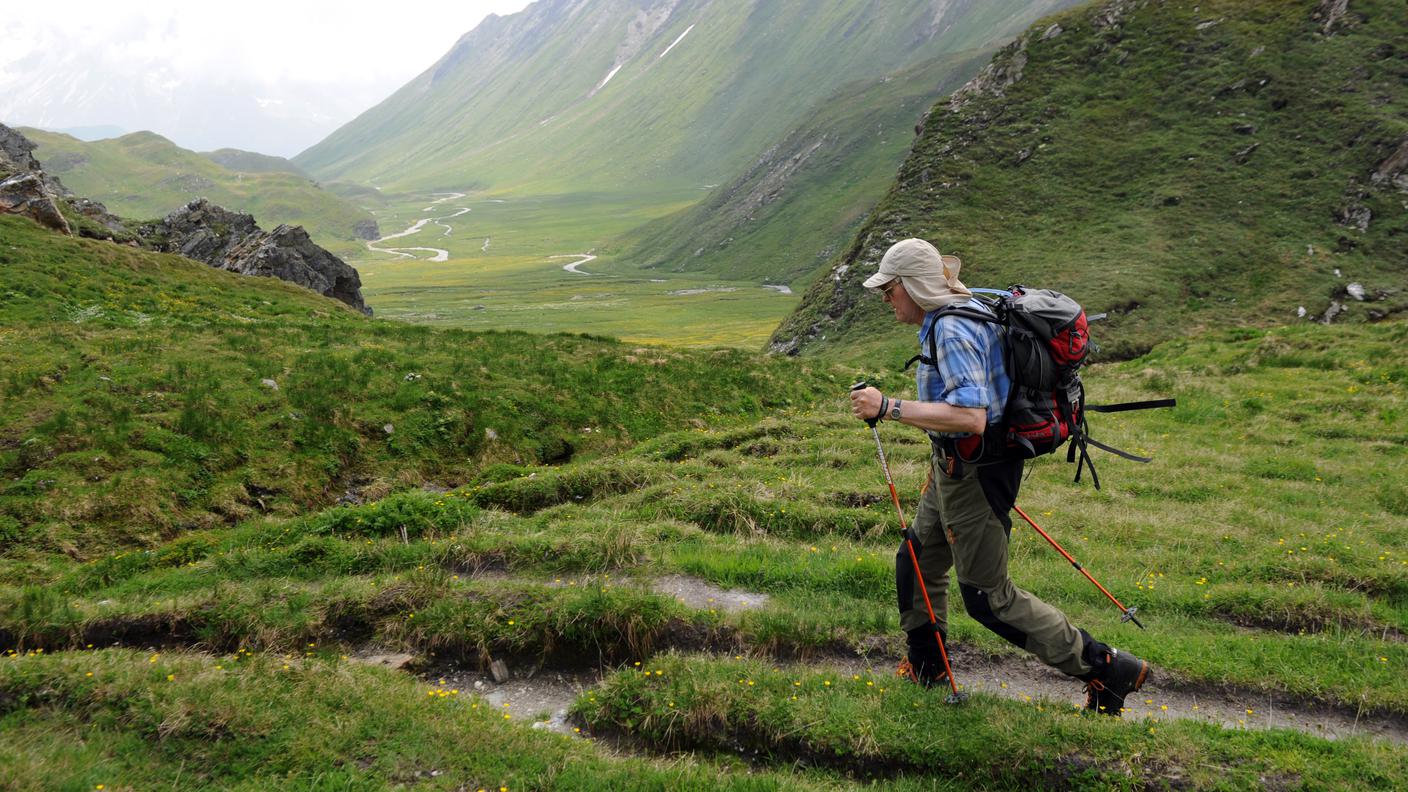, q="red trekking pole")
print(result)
[852,382,966,704]
[1012,505,1145,629]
